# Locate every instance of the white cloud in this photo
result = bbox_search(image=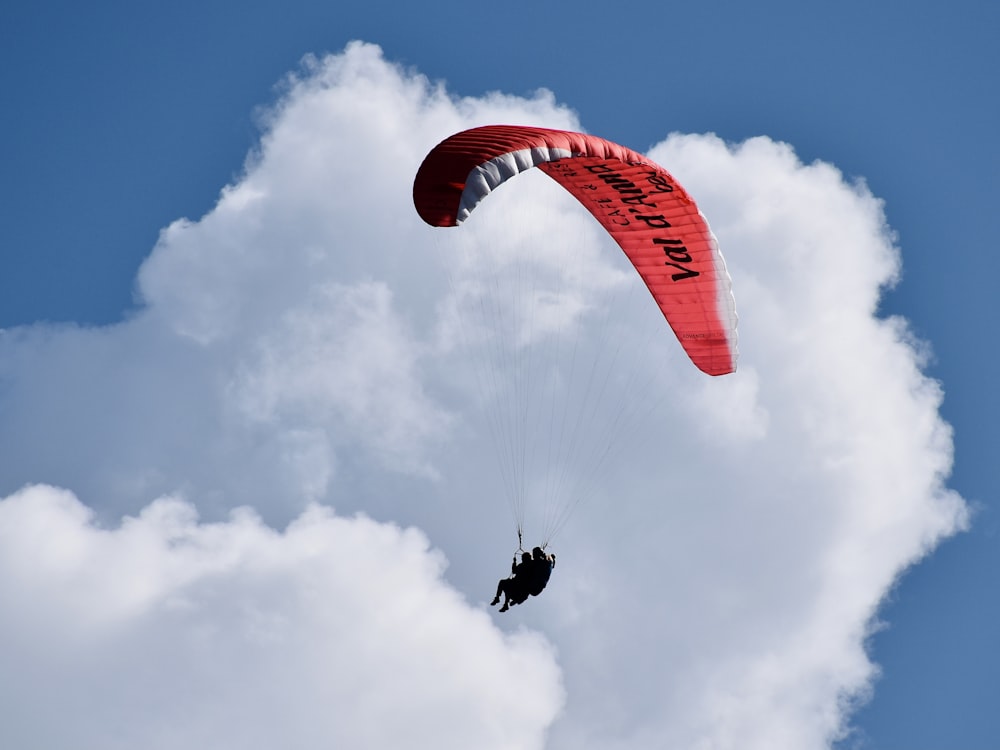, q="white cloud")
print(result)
[0,41,967,749]
[229,279,453,479]
[0,484,563,750]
